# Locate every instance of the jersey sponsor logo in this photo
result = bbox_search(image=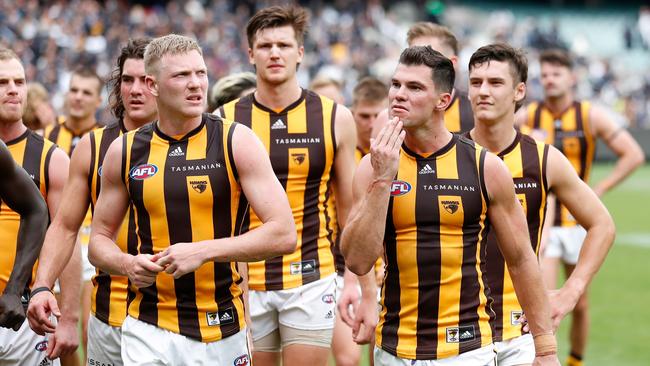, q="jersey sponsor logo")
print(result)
[35,340,48,352]
[419,163,435,175]
[290,259,316,275]
[206,307,235,326]
[390,180,411,196]
[423,184,476,192]
[321,293,335,304]
[514,182,538,189]
[168,146,185,157]
[271,119,287,130]
[446,325,475,343]
[170,162,221,173]
[234,355,250,366]
[190,180,208,193]
[511,311,523,325]
[130,164,158,180]
[274,137,321,145]
[292,153,306,165]
[442,200,460,214]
